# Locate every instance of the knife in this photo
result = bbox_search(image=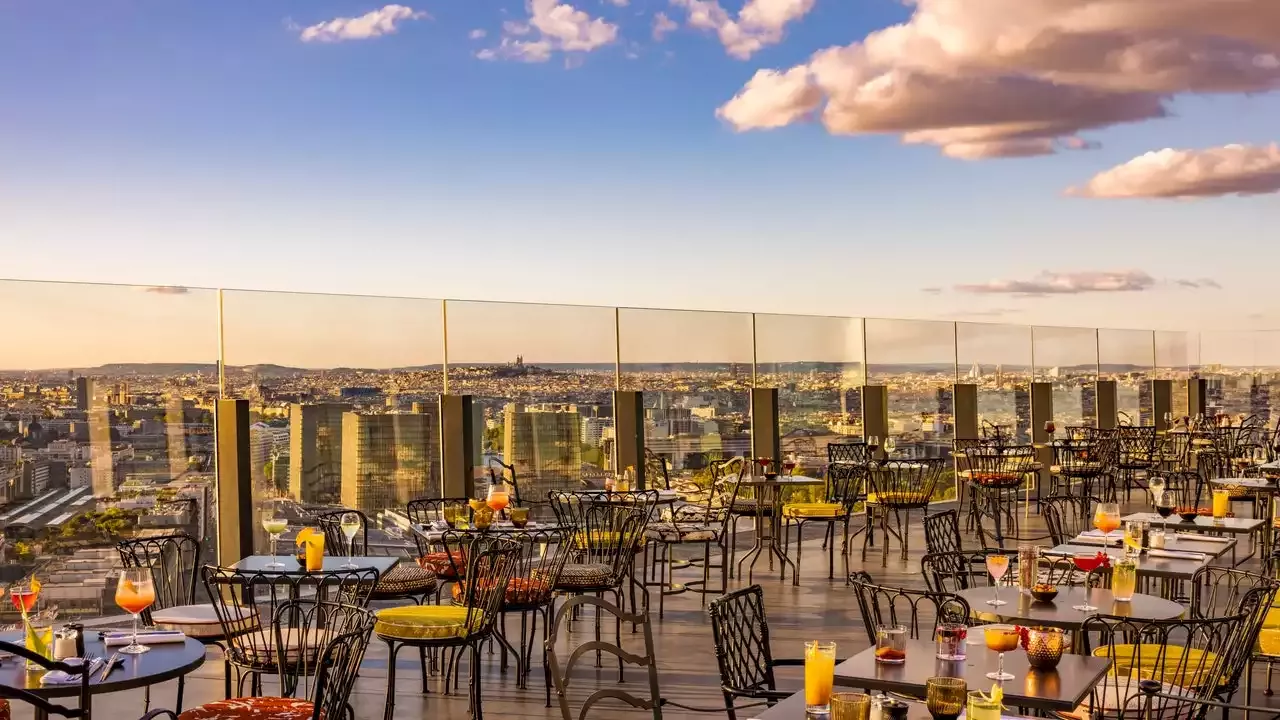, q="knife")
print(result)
[98,653,120,682]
